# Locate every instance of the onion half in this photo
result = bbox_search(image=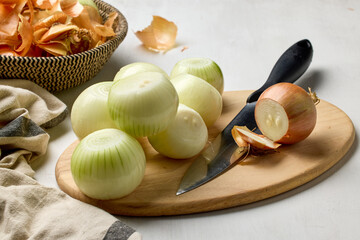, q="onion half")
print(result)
[108,71,179,137]
[71,128,146,200]
[255,83,317,144]
[170,57,224,94]
[114,62,169,82]
[71,81,117,139]
[148,104,208,159]
[171,74,223,127]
